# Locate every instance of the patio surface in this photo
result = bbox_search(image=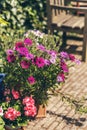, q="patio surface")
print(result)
[25,35,87,130]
